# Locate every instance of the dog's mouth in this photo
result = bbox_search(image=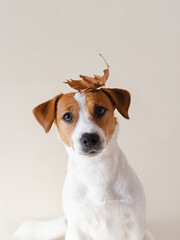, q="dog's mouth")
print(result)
[79,147,103,157]
[72,141,104,157]
[79,146,103,157]
[86,149,102,155]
